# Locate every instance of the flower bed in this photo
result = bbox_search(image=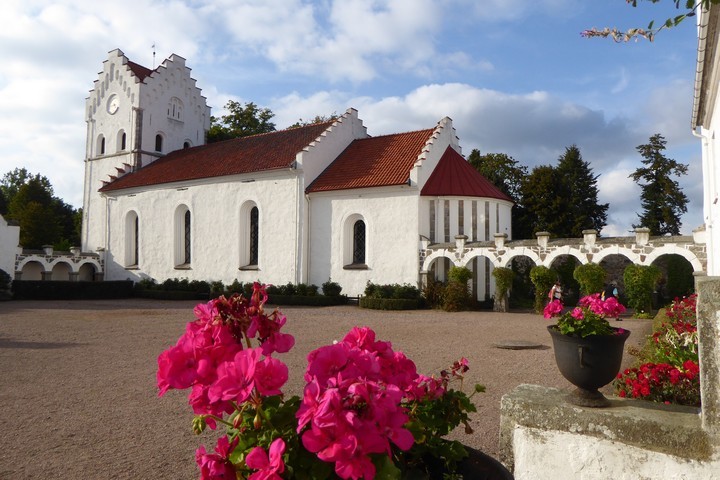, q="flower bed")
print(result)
[613,294,700,406]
